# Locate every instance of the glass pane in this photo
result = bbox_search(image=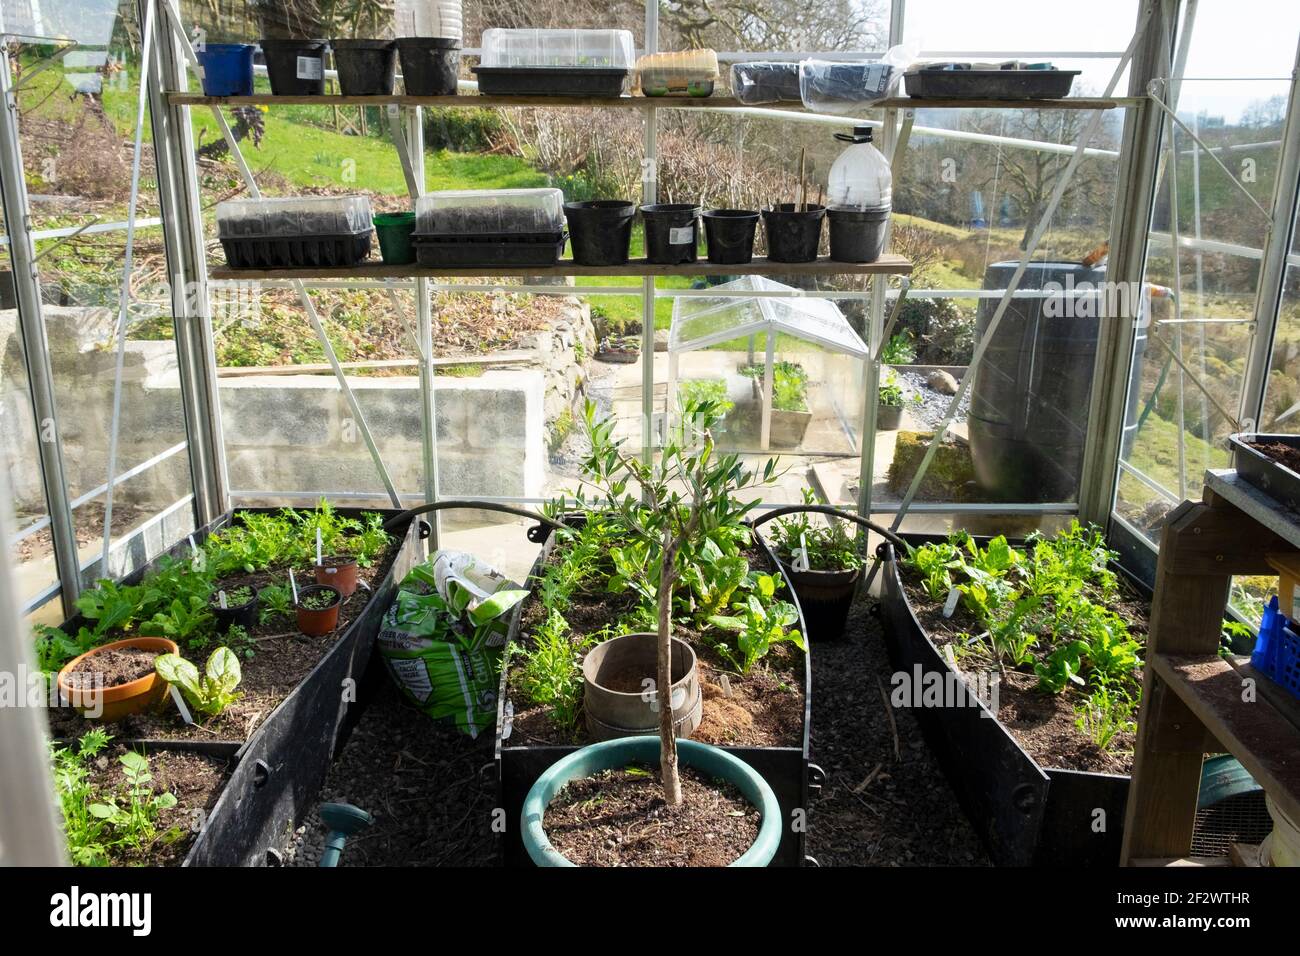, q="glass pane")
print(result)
[16,6,198,590]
